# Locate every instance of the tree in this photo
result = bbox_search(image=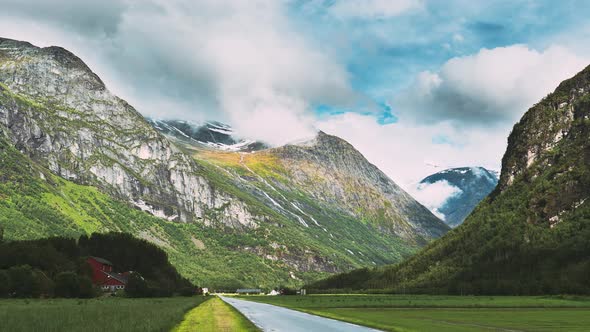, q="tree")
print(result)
[126,272,149,298]
[54,272,80,298]
[0,270,10,297]
[34,270,54,298]
[78,276,95,298]
[7,265,40,298]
